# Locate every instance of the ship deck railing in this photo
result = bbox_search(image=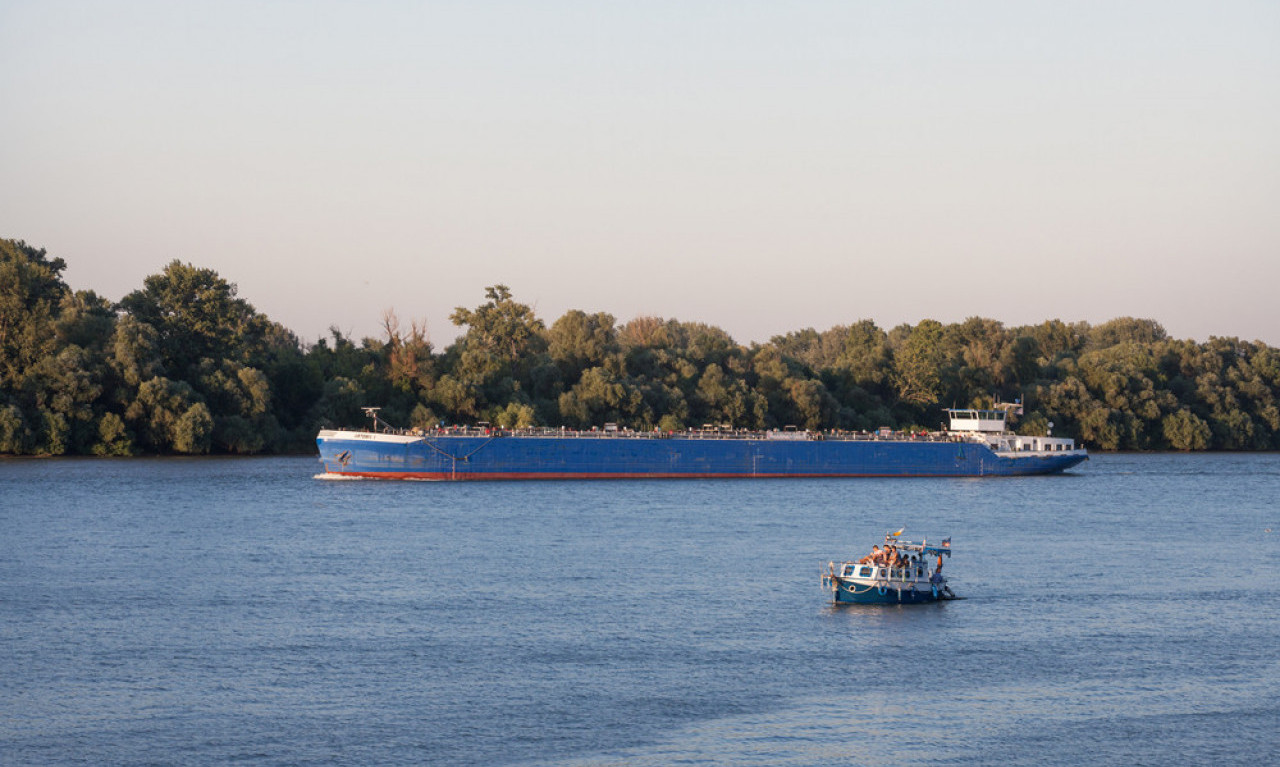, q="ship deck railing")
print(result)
[345,425,975,443]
